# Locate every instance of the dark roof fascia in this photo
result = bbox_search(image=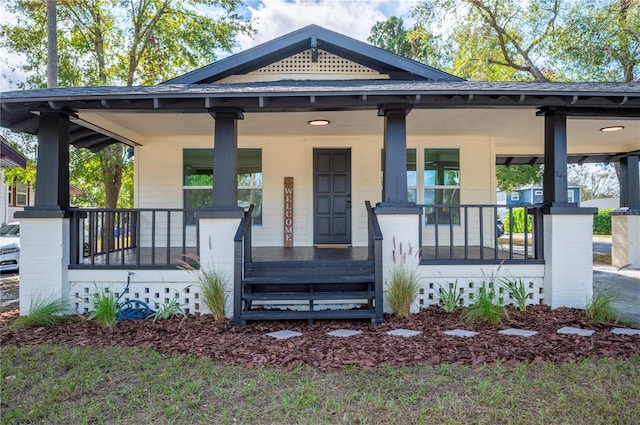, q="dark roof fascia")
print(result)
[163,25,463,84]
[0,138,28,168]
